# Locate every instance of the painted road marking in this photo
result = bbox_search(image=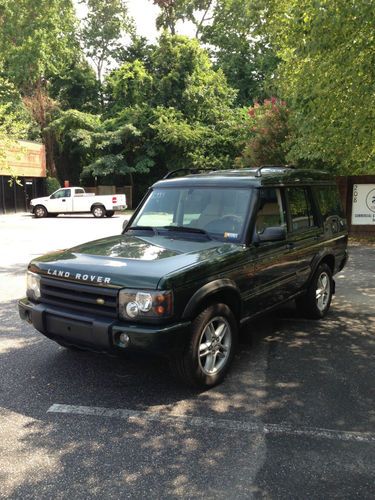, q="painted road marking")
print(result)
[48,404,375,444]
